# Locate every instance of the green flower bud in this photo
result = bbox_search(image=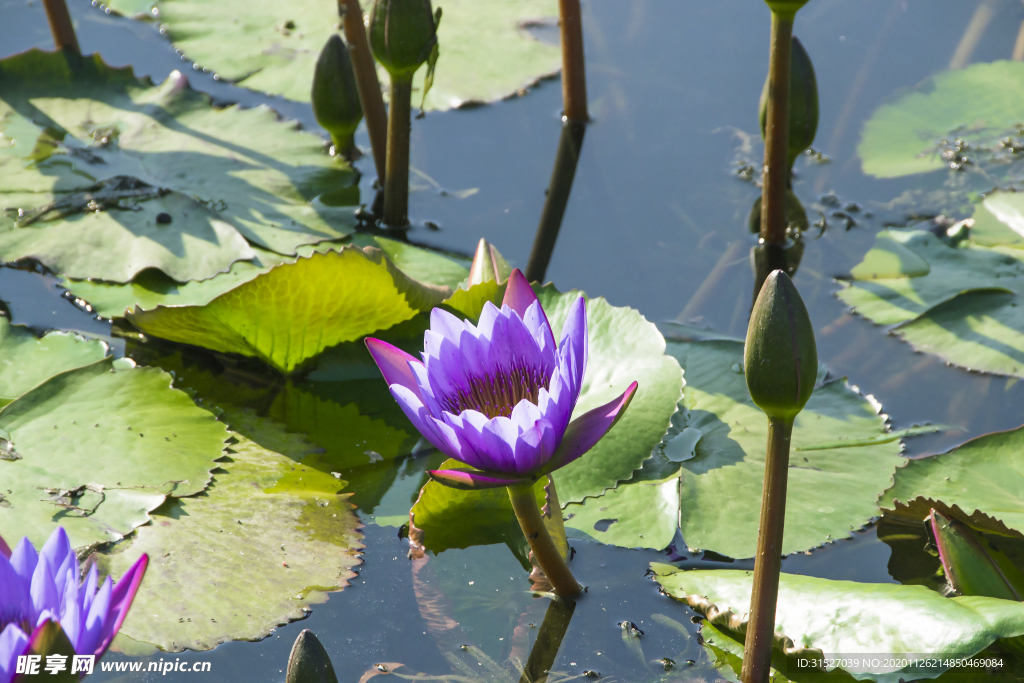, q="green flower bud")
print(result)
[369,0,438,81]
[286,630,339,683]
[311,34,363,155]
[759,36,818,174]
[744,270,817,420]
[764,0,810,17]
[467,238,512,286]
